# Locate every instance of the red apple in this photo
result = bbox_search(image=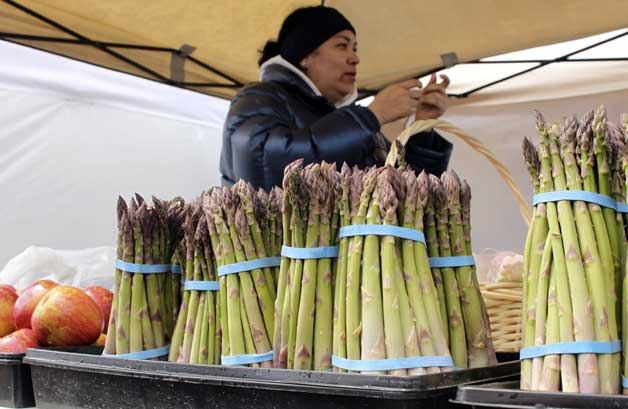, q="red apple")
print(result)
[0,284,17,296]
[0,286,19,337]
[13,279,58,329]
[0,328,39,354]
[84,286,113,333]
[31,285,103,346]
